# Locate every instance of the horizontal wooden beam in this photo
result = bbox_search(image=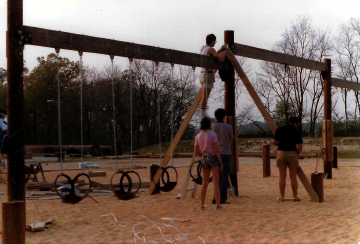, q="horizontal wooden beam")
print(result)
[234,43,327,72]
[331,78,360,91]
[23,26,224,69]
